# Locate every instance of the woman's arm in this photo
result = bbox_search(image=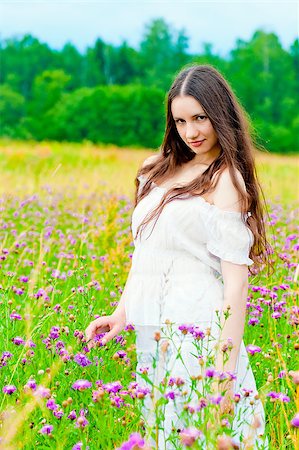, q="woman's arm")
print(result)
[211,168,250,408]
[215,260,248,373]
